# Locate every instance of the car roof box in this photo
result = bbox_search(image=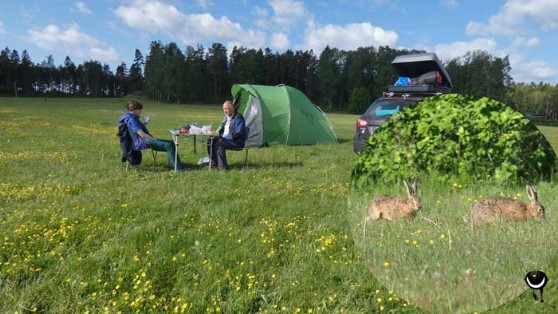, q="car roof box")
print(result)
[391,53,453,91]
